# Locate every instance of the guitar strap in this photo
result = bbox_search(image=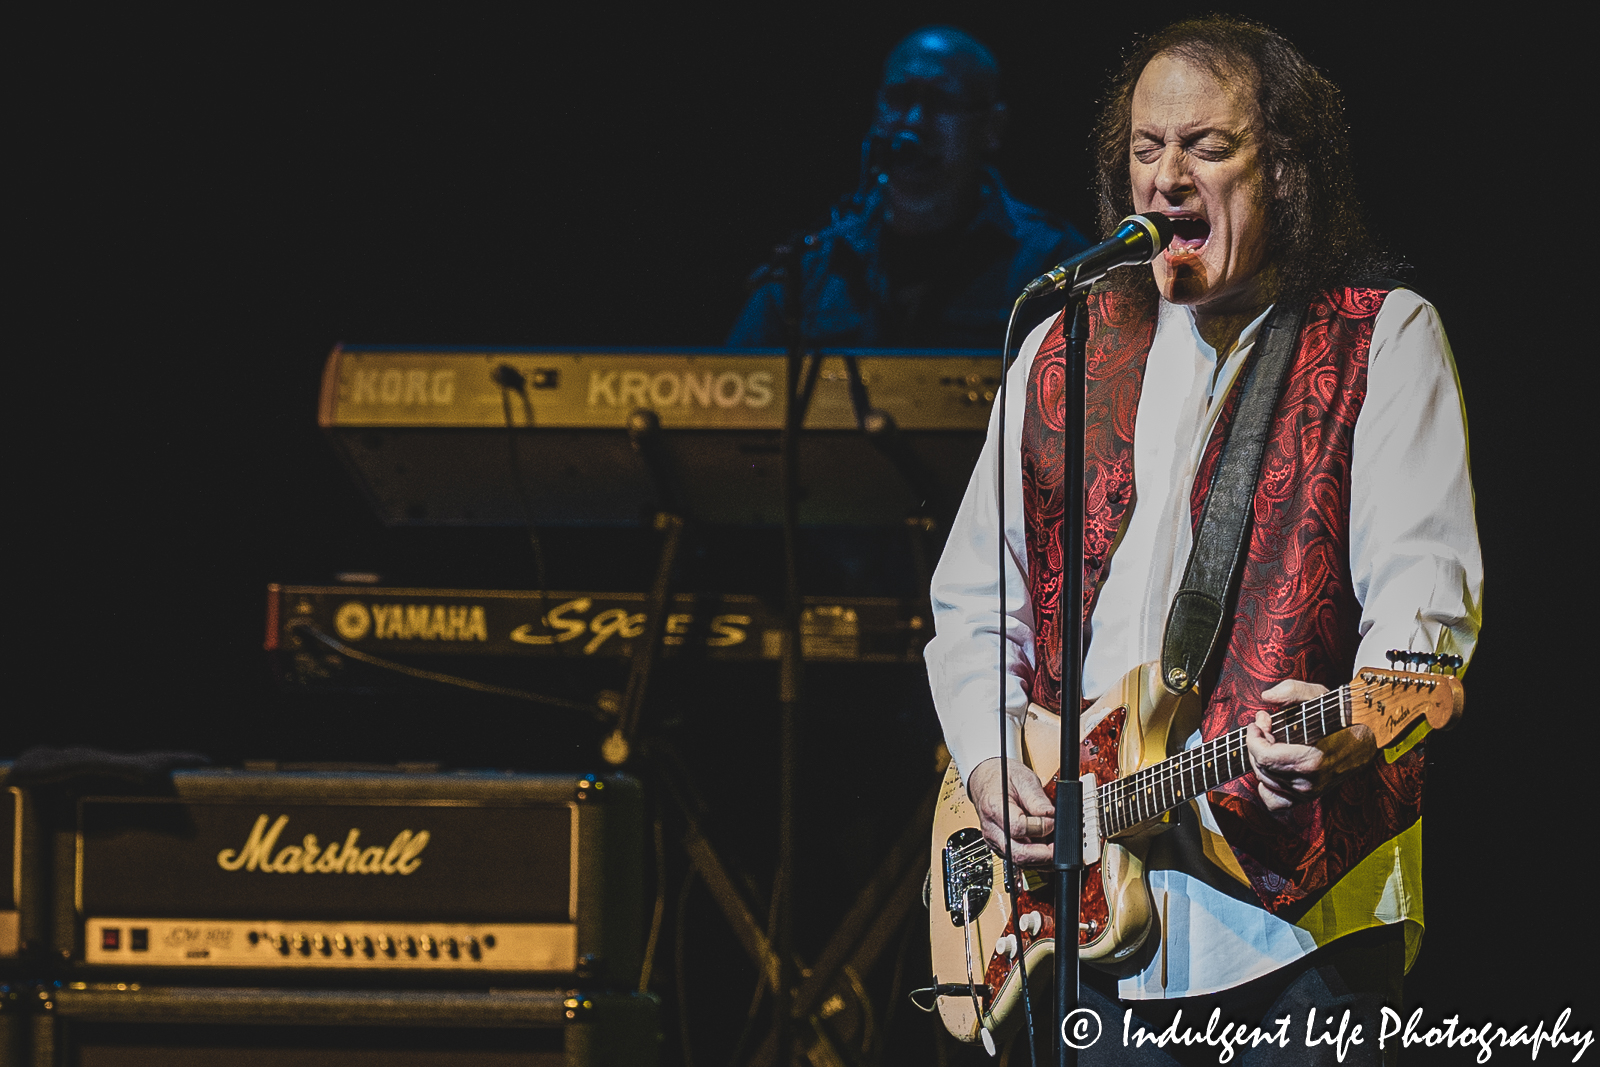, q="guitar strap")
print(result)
[1159,298,1308,696]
